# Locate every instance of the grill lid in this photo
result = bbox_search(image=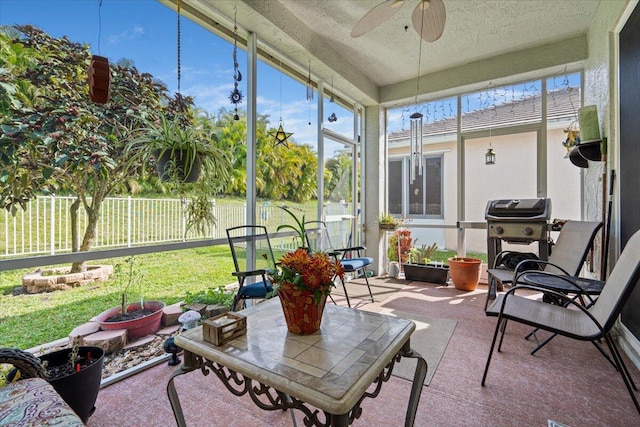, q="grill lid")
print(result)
[485,198,551,219]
